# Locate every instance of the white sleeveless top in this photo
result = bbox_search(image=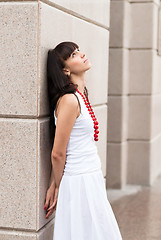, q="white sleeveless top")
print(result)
[54,91,102,176]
